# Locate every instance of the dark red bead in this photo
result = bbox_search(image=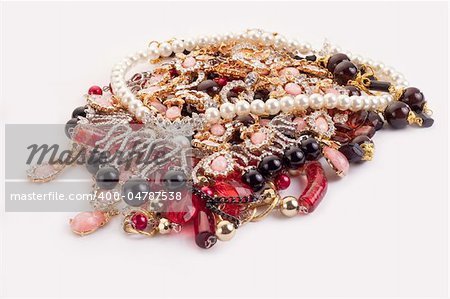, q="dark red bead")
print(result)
[339,143,364,163]
[327,53,350,73]
[274,173,291,190]
[348,110,368,129]
[88,85,103,96]
[131,213,148,230]
[193,194,217,249]
[197,80,220,96]
[366,111,384,131]
[215,77,228,87]
[333,61,358,85]
[345,85,361,96]
[258,155,283,178]
[332,131,351,144]
[353,125,376,138]
[352,135,372,145]
[384,101,411,129]
[399,87,426,112]
[242,169,266,191]
[169,69,179,77]
[300,138,322,161]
